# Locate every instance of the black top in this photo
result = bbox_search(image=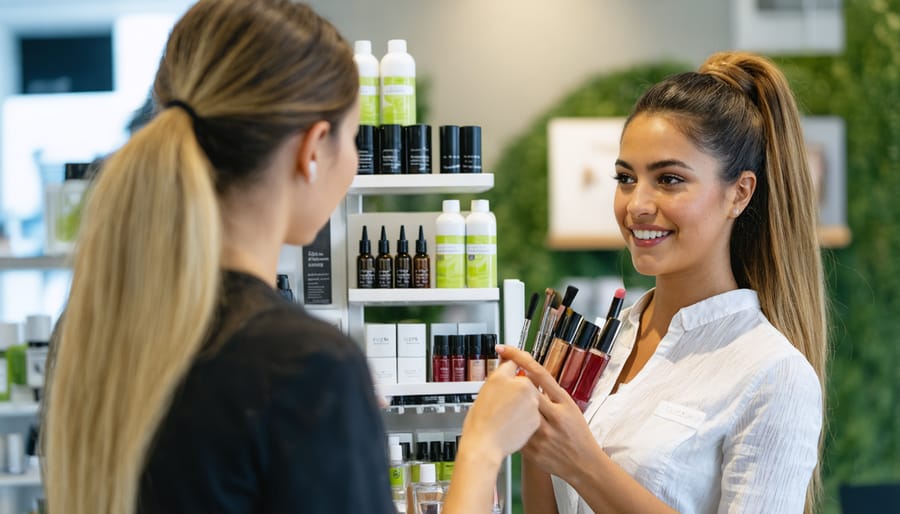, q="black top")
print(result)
[138,271,393,514]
